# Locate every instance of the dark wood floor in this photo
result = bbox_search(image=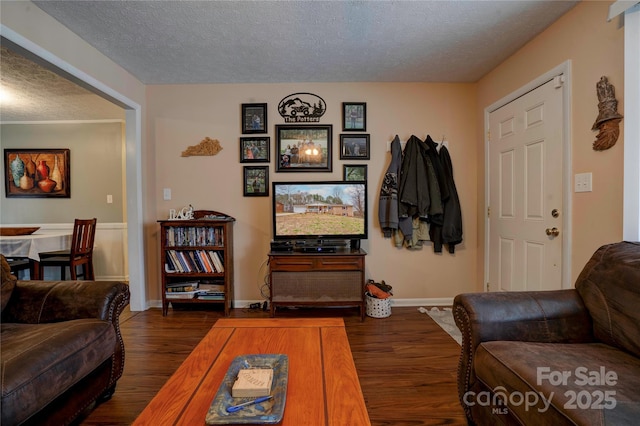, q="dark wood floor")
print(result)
[78,305,466,425]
